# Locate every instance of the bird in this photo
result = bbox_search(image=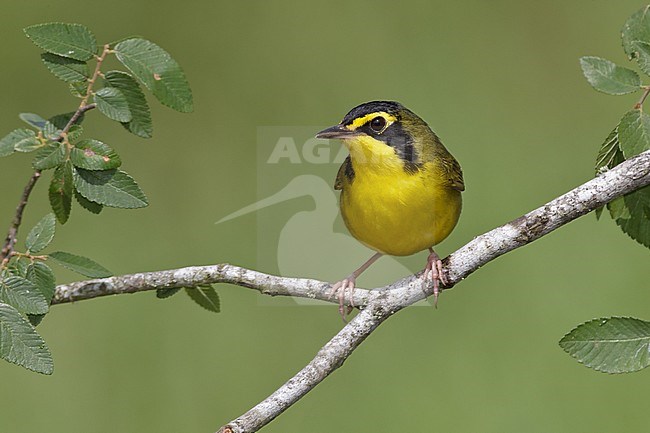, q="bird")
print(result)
[316,101,464,319]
